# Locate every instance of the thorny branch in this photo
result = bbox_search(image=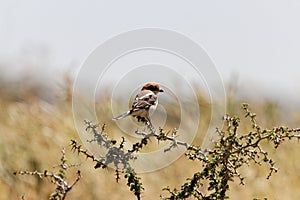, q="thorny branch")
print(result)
[14,148,81,200]
[162,103,300,200]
